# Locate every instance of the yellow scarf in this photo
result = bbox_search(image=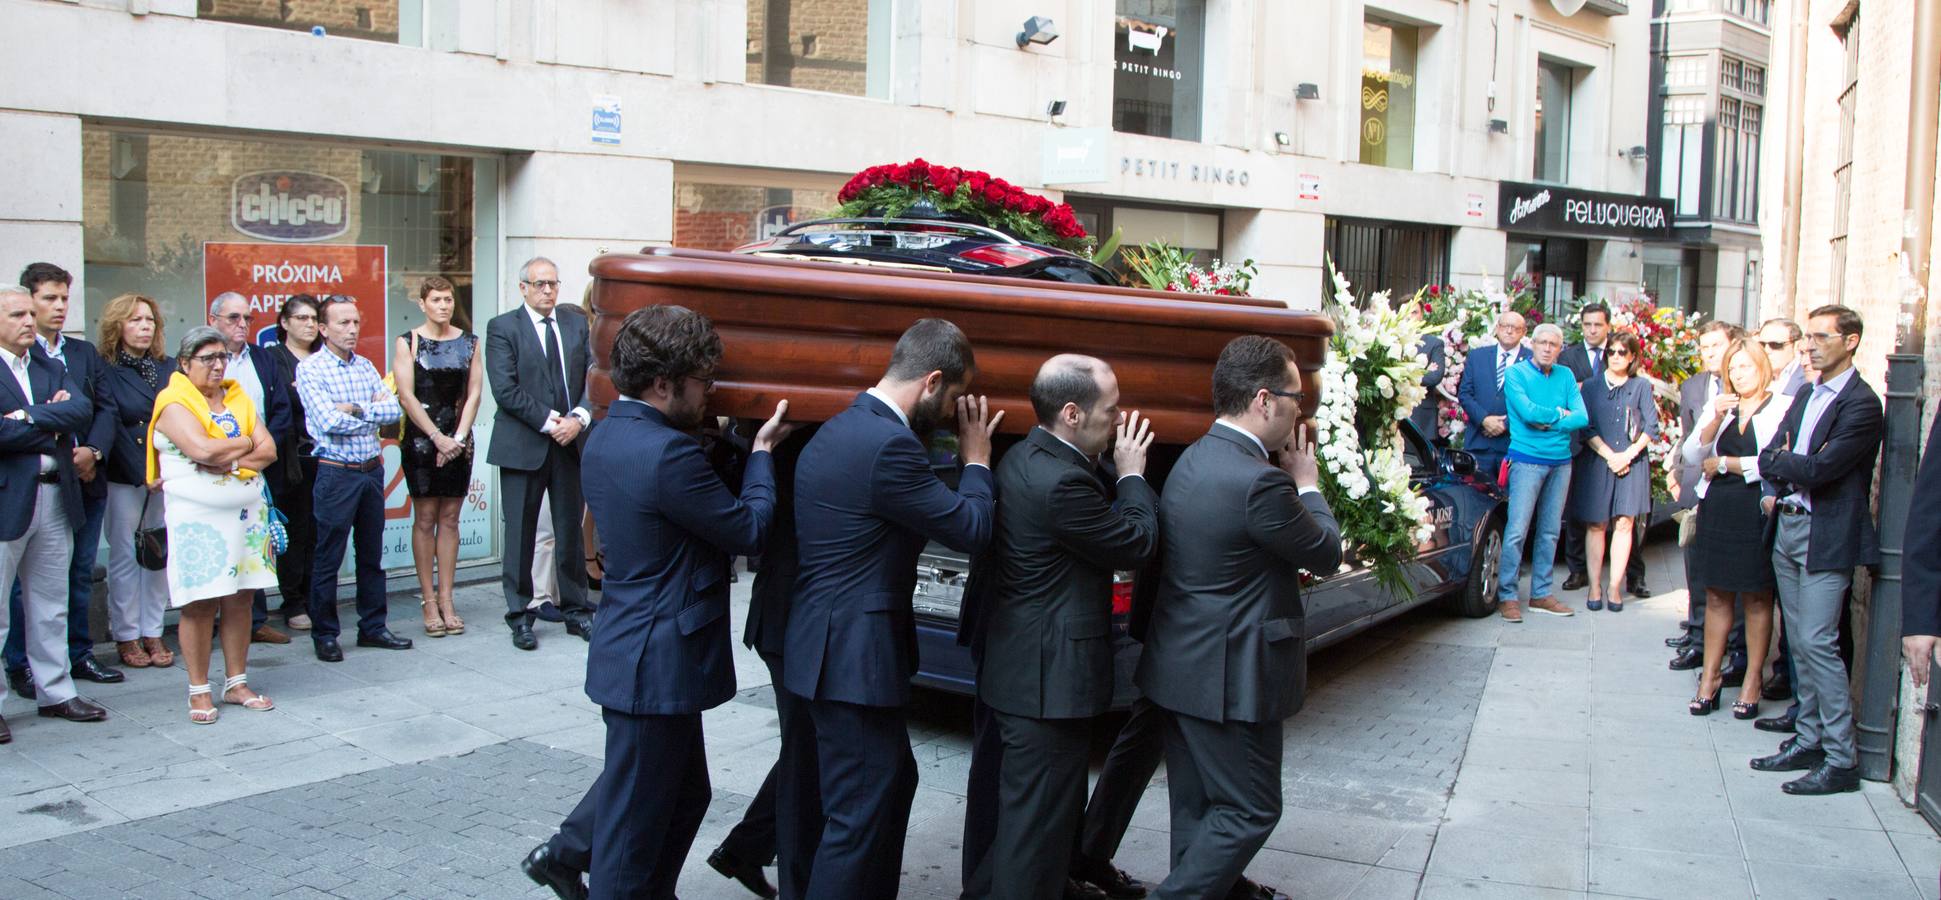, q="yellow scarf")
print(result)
[147,371,259,483]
